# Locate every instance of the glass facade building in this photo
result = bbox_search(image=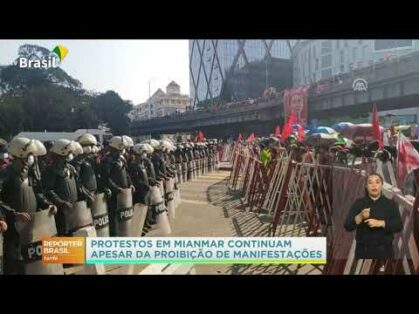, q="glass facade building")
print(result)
[189,40,291,107]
